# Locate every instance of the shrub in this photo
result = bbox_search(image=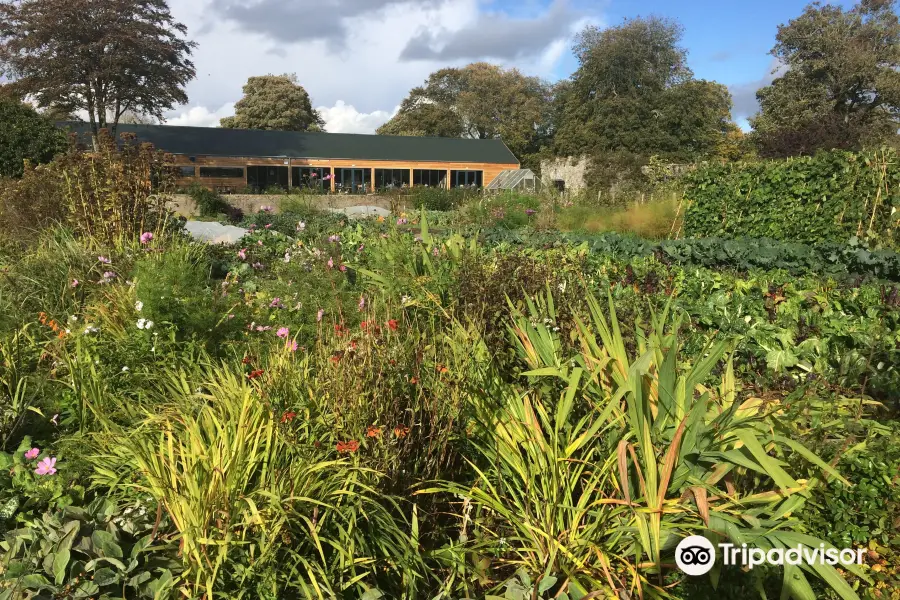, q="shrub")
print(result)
[56,130,174,247]
[0,97,66,178]
[0,162,66,238]
[409,187,476,211]
[187,183,229,218]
